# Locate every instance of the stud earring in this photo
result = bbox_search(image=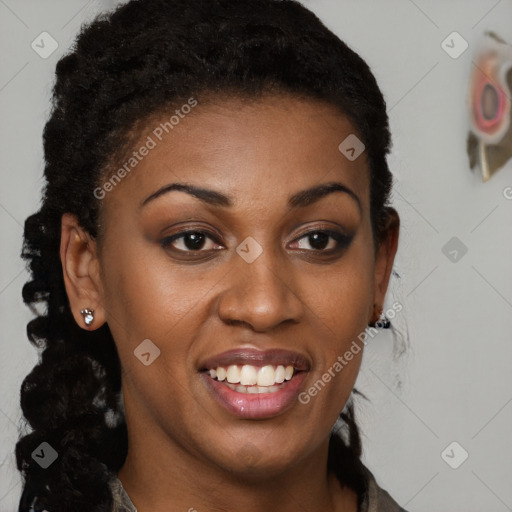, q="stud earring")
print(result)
[370,305,390,329]
[80,308,94,326]
[375,311,390,329]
